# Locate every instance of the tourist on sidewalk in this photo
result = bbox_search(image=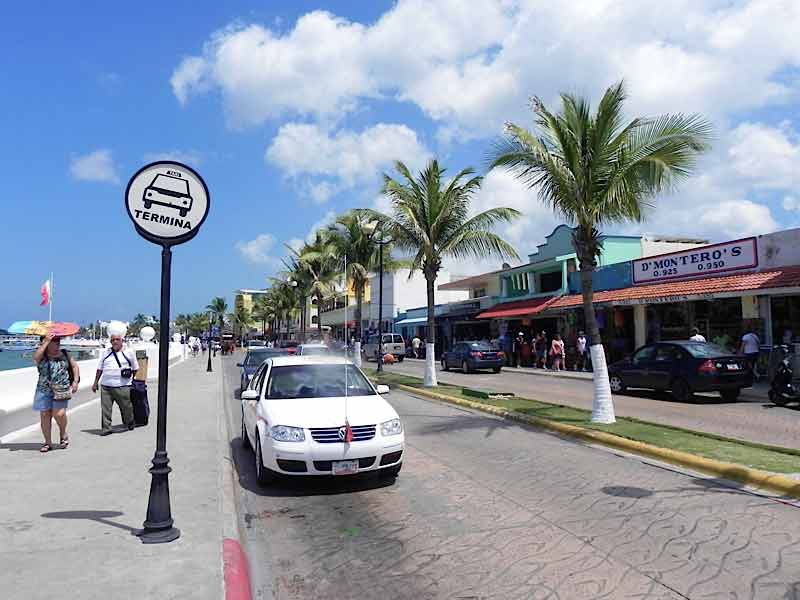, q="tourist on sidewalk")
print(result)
[92,334,137,435]
[512,332,524,368]
[534,331,548,369]
[32,333,80,452]
[412,335,421,359]
[550,334,565,371]
[575,331,588,371]
[739,328,761,378]
[689,327,706,343]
